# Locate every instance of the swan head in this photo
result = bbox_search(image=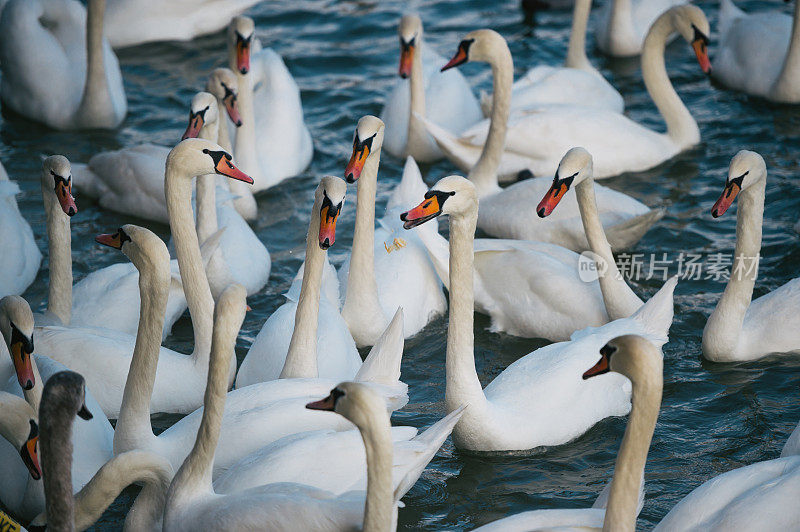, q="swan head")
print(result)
[182,92,219,141]
[400,175,476,229]
[306,382,387,431]
[96,225,171,279]
[316,176,347,250]
[583,335,662,387]
[712,150,766,218]
[206,68,242,127]
[664,4,711,74]
[166,139,253,185]
[228,16,255,75]
[0,295,35,391]
[441,29,506,71]
[0,394,40,481]
[42,155,77,217]
[398,14,422,78]
[345,115,385,183]
[537,147,593,218]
